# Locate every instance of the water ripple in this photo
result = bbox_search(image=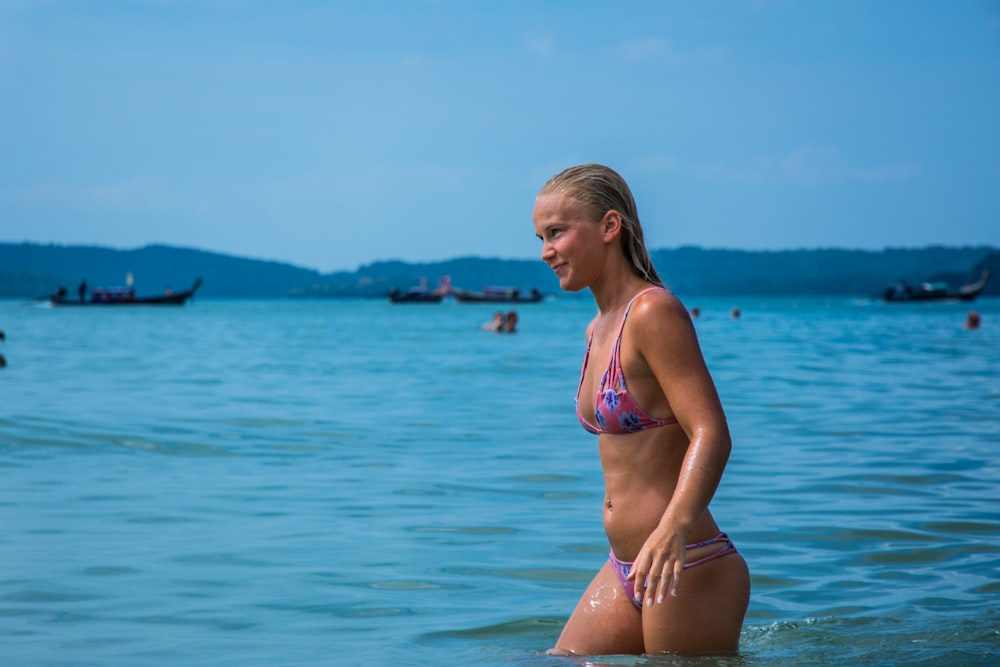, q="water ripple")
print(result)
[1,297,998,665]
